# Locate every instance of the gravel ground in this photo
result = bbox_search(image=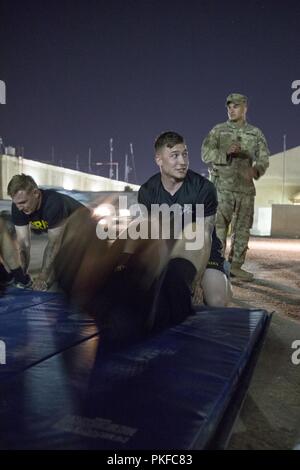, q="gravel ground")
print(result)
[230,237,300,321]
[226,237,300,450]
